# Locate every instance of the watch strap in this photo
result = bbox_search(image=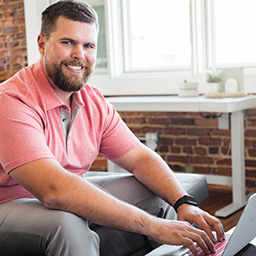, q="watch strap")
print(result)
[173,195,198,212]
